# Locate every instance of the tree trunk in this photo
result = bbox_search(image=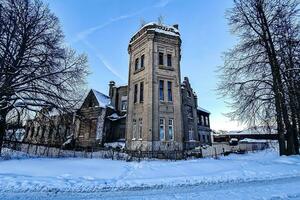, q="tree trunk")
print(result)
[0,111,7,156]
